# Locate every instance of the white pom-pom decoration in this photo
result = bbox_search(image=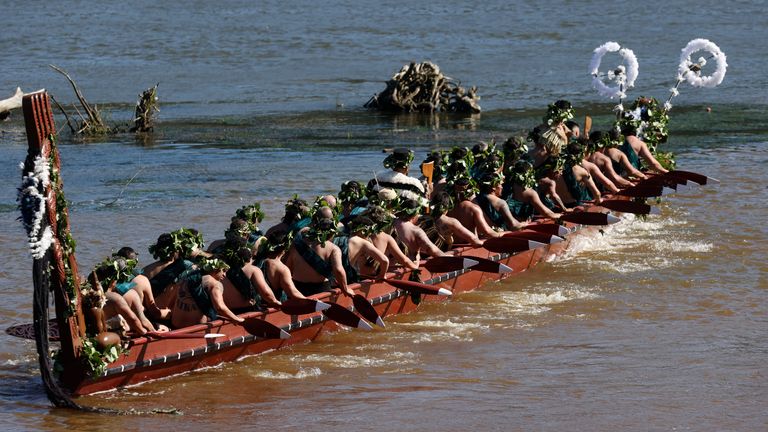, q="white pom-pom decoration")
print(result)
[589,42,639,99]
[678,38,727,88]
